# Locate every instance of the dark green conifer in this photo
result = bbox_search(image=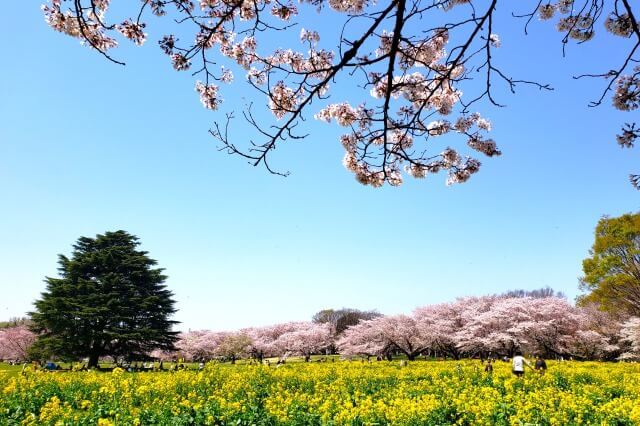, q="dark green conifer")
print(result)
[30,231,178,367]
